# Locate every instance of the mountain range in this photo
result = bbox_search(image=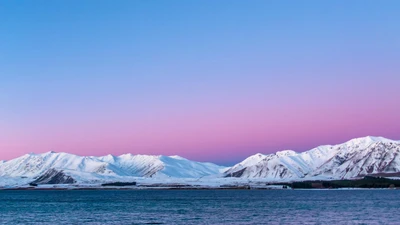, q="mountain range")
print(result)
[1,136,399,187]
[225,136,400,180]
